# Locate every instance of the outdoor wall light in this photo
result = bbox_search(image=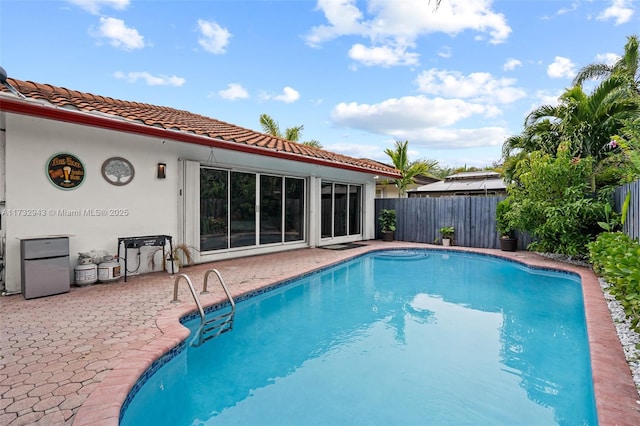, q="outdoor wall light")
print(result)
[157,163,166,179]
